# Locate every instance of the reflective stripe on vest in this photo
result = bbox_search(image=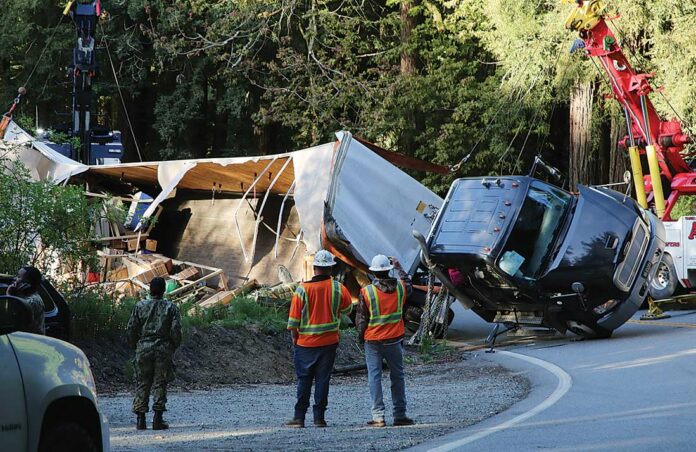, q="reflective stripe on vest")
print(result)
[365,281,404,327]
[294,280,342,335]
